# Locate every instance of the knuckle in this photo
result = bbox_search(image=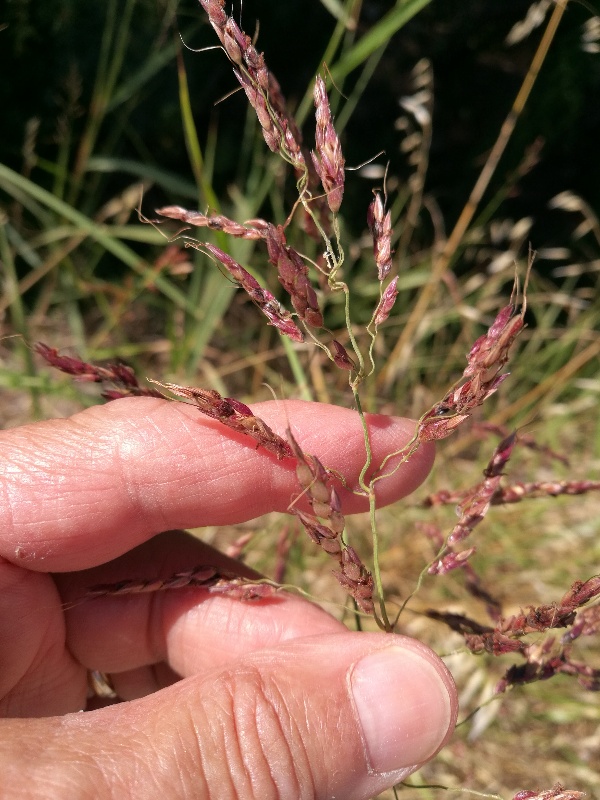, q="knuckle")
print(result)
[181,666,315,800]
